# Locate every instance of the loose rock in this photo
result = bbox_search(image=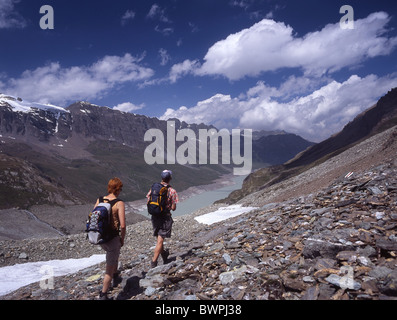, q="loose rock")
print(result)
[1,160,397,300]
